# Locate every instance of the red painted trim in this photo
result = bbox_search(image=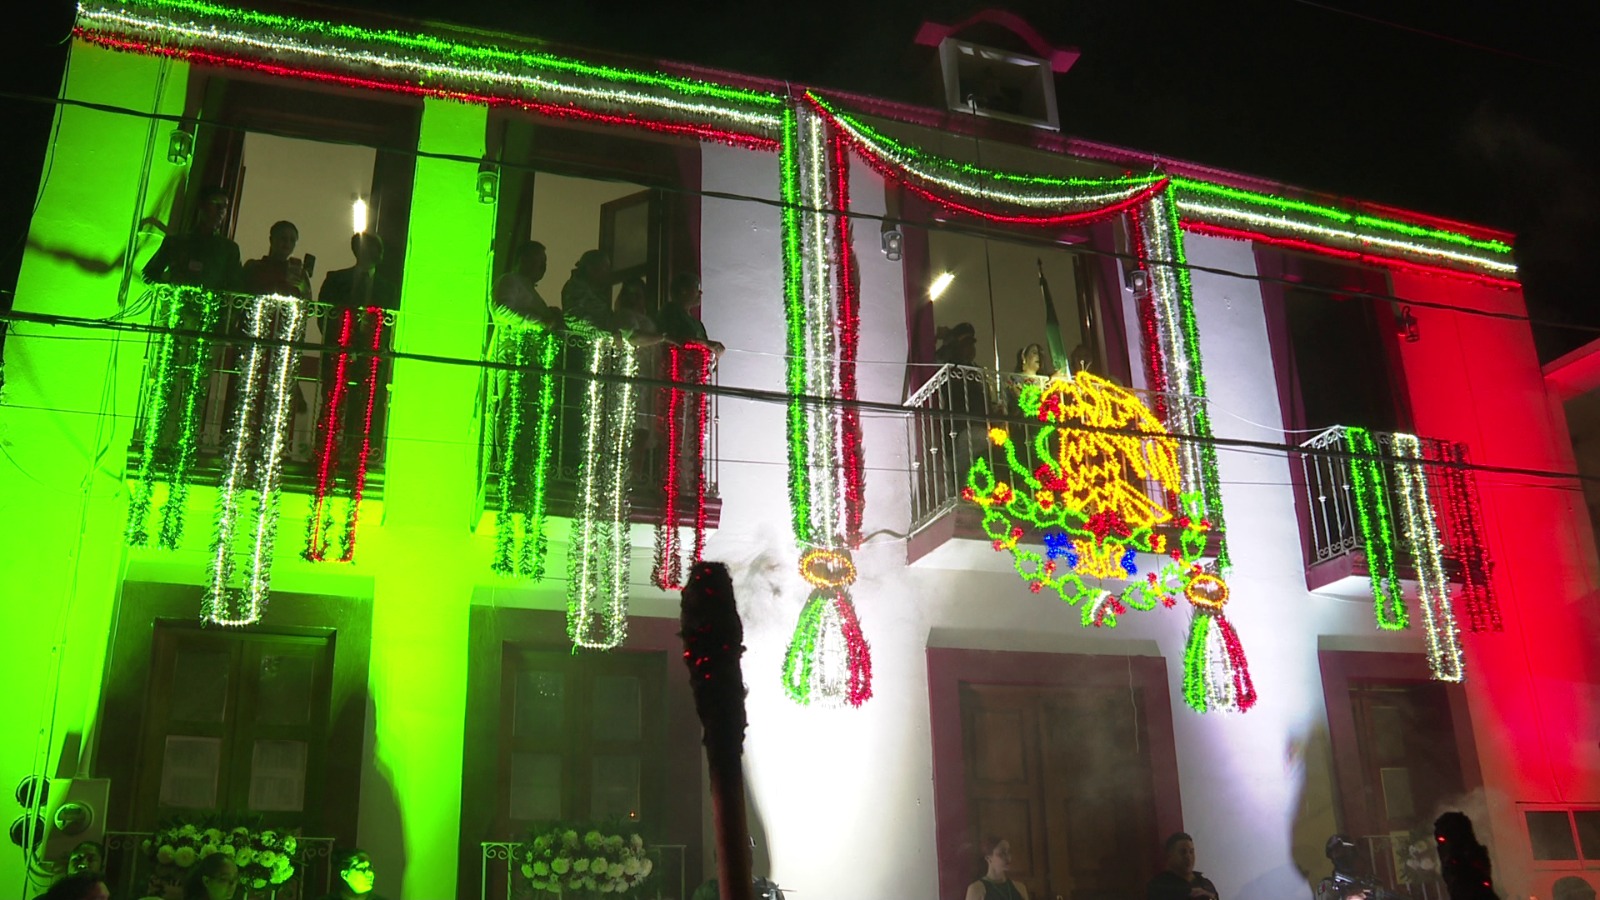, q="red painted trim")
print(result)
[1317,650,1484,838]
[1185,220,1520,290]
[926,646,1182,900]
